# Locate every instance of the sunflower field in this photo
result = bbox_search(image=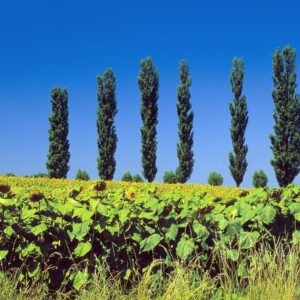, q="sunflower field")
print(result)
[0,176,300,293]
